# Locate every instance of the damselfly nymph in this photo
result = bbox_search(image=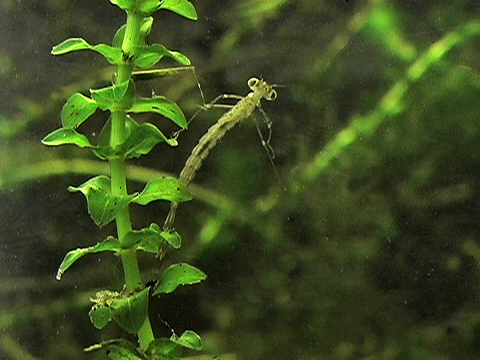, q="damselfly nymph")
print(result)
[162,78,278,233]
